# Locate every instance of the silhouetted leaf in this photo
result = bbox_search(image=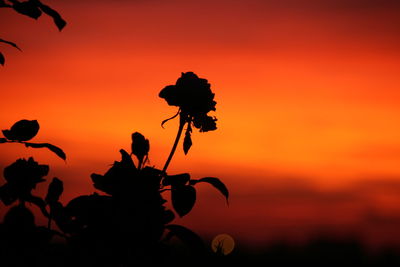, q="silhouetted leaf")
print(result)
[162,173,190,187]
[12,0,42,19]
[0,38,22,51]
[24,142,66,160]
[45,177,63,204]
[91,149,137,195]
[163,210,175,224]
[171,185,196,217]
[37,1,66,31]
[90,173,109,194]
[0,138,7,143]
[165,224,205,252]
[2,119,39,141]
[190,177,229,204]
[0,52,4,66]
[183,125,192,155]
[120,149,133,166]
